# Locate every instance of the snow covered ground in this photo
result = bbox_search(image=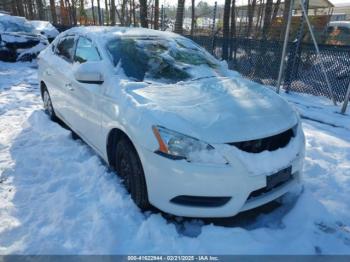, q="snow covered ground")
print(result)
[0,61,349,254]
